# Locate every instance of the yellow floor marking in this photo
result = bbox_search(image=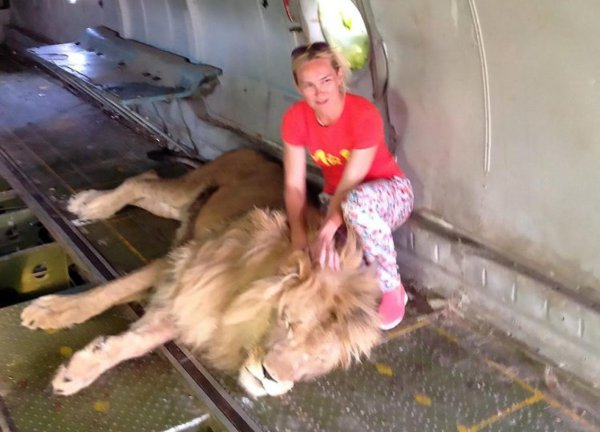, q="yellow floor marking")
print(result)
[434,326,460,344]
[100,214,139,223]
[101,224,149,264]
[383,315,434,342]
[435,324,600,432]
[457,393,543,432]
[375,363,393,376]
[59,346,73,358]
[485,359,600,432]
[93,400,110,412]
[483,359,544,395]
[414,392,432,407]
